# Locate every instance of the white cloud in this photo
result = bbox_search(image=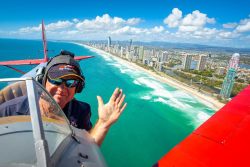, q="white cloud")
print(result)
[182,10,215,27]
[179,25,199,32]
[173,27,218,40]
[164,8,215,32]
[46,20,73,31]
[235,18,250,33]
[4,12,250,47]
[127,18,141,25]
[223,23,237,29]
[111,25,164,36]
[65,30,79,35]
[151,26,164,33]
[164,8,215,33]
[180,10,215,32]
[111,26,147,35]
[19,25,41,33]
[194,28,217,36]
[164,8,182,28]
[72,18,79,23]
[13,14,144,40]
[18,20,73,34]
[75,14,141,31]
[206,18,216,24]
[218,31,234,38]
[161,8,244,43]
